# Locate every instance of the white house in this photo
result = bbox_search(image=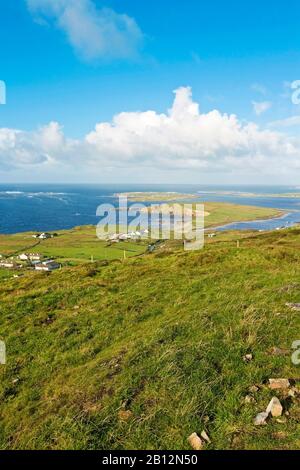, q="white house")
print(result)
[39,233,52,239]
[0,261,15,269]
[29,253,41,261]
[19,253,29,261]
[35,260,60,272]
